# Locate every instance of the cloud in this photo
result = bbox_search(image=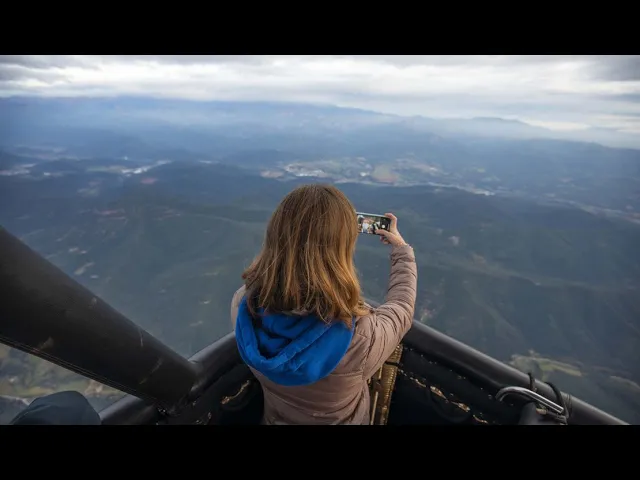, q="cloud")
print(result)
[1,55,639,141]
[0,63,67,83]
[588,55,640,82]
